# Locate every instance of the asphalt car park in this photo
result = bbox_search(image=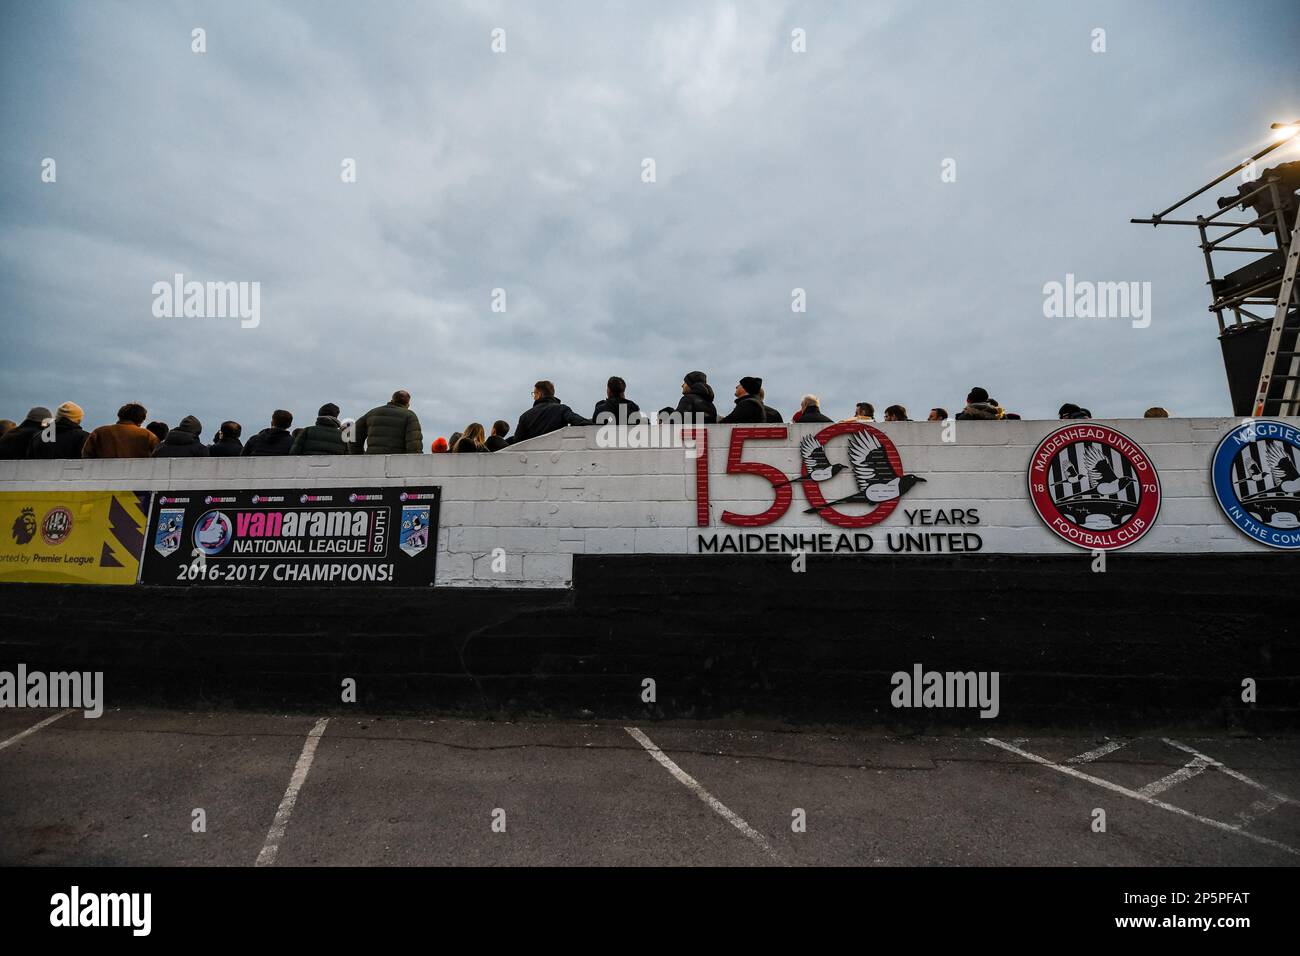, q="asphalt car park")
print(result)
[1,708,1296,866]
